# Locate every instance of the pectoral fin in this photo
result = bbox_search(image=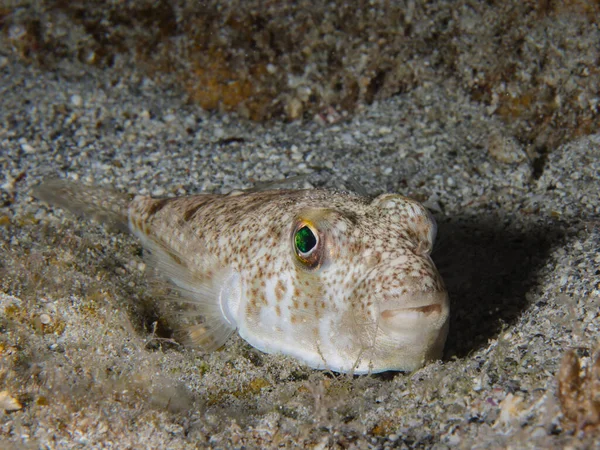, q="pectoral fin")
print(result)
[139,234,240,352]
